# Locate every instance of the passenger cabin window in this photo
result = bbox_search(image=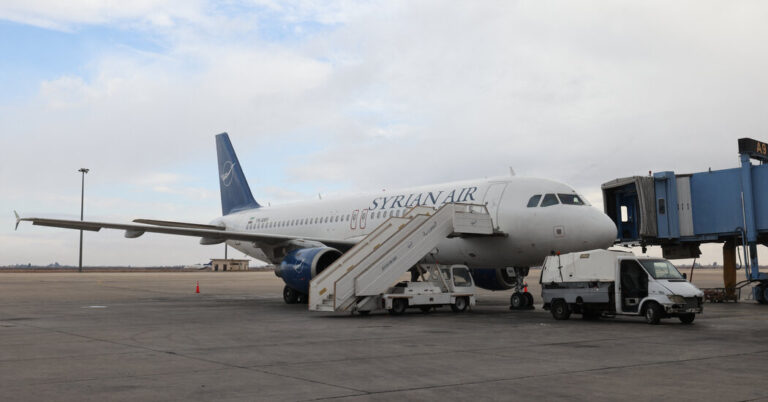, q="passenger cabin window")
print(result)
[558,194,585,205]
[527,195,542,208]
[540,193,559,207]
